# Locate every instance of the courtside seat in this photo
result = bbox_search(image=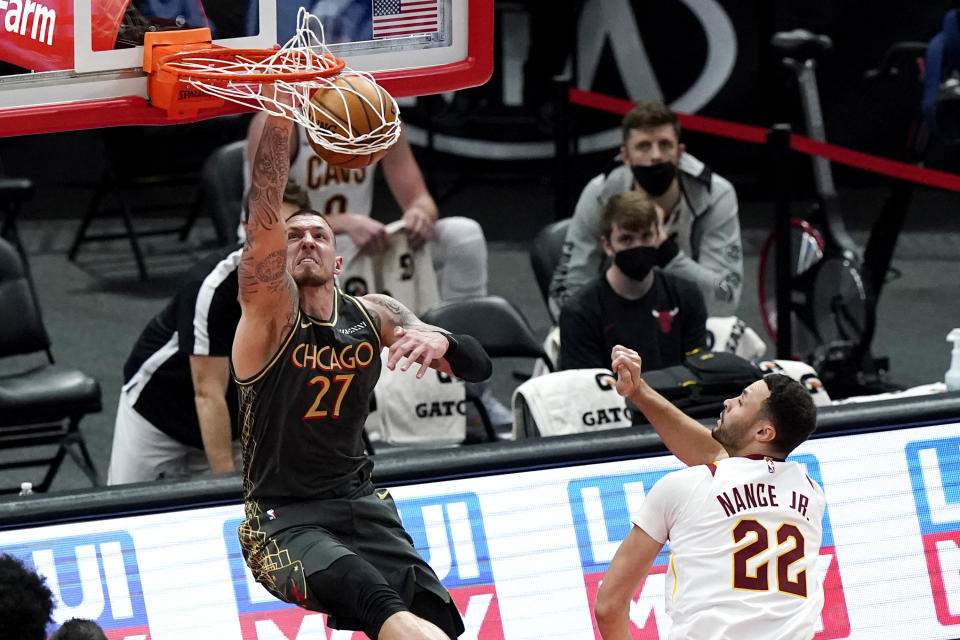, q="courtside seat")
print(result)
[529,218,570,322]
[201,140,246,246]
[0,238,101,493]
[422,295,553,441]
[0,172,34,283]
